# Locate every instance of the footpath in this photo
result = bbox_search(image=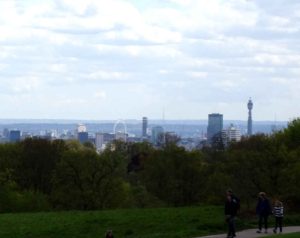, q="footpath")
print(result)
[196,226,300,238]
